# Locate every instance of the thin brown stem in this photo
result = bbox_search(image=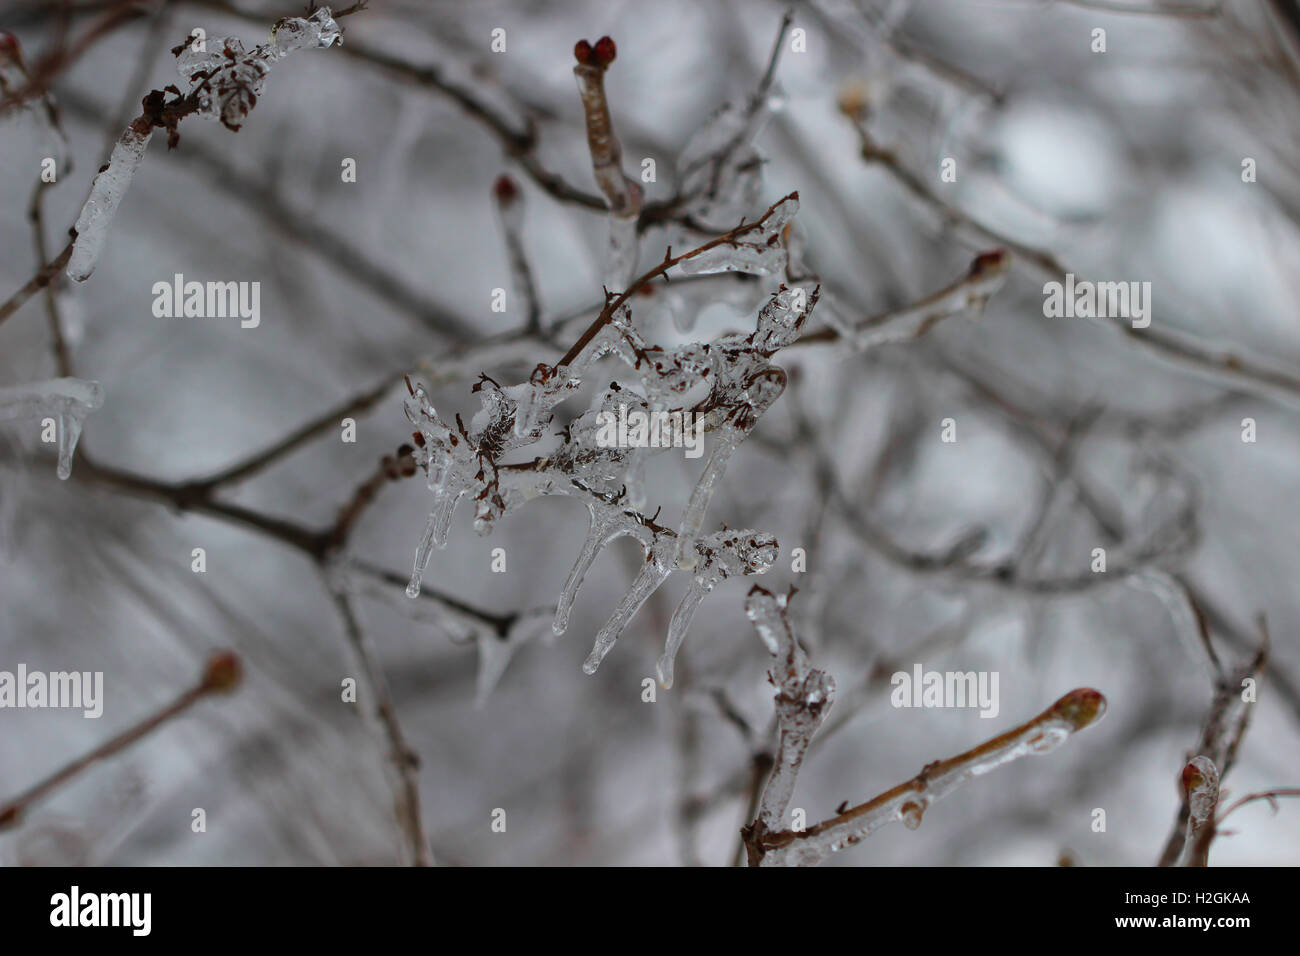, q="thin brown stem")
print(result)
[0,652,241,830]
